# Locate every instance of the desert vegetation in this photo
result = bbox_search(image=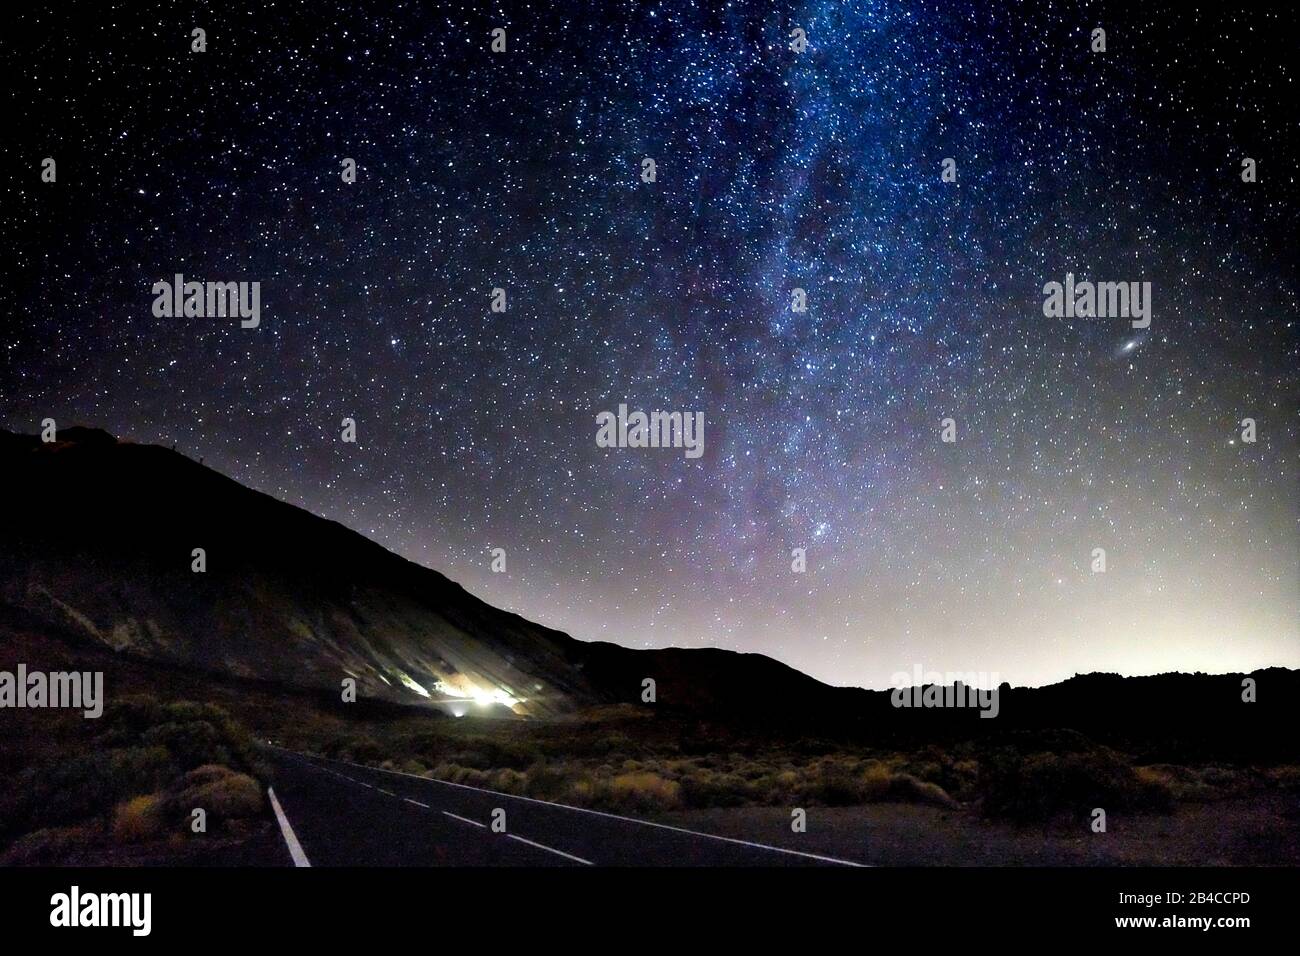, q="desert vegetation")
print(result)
[288,706,1294,824]
[3,633,1296,865]
[0,696,269,863]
